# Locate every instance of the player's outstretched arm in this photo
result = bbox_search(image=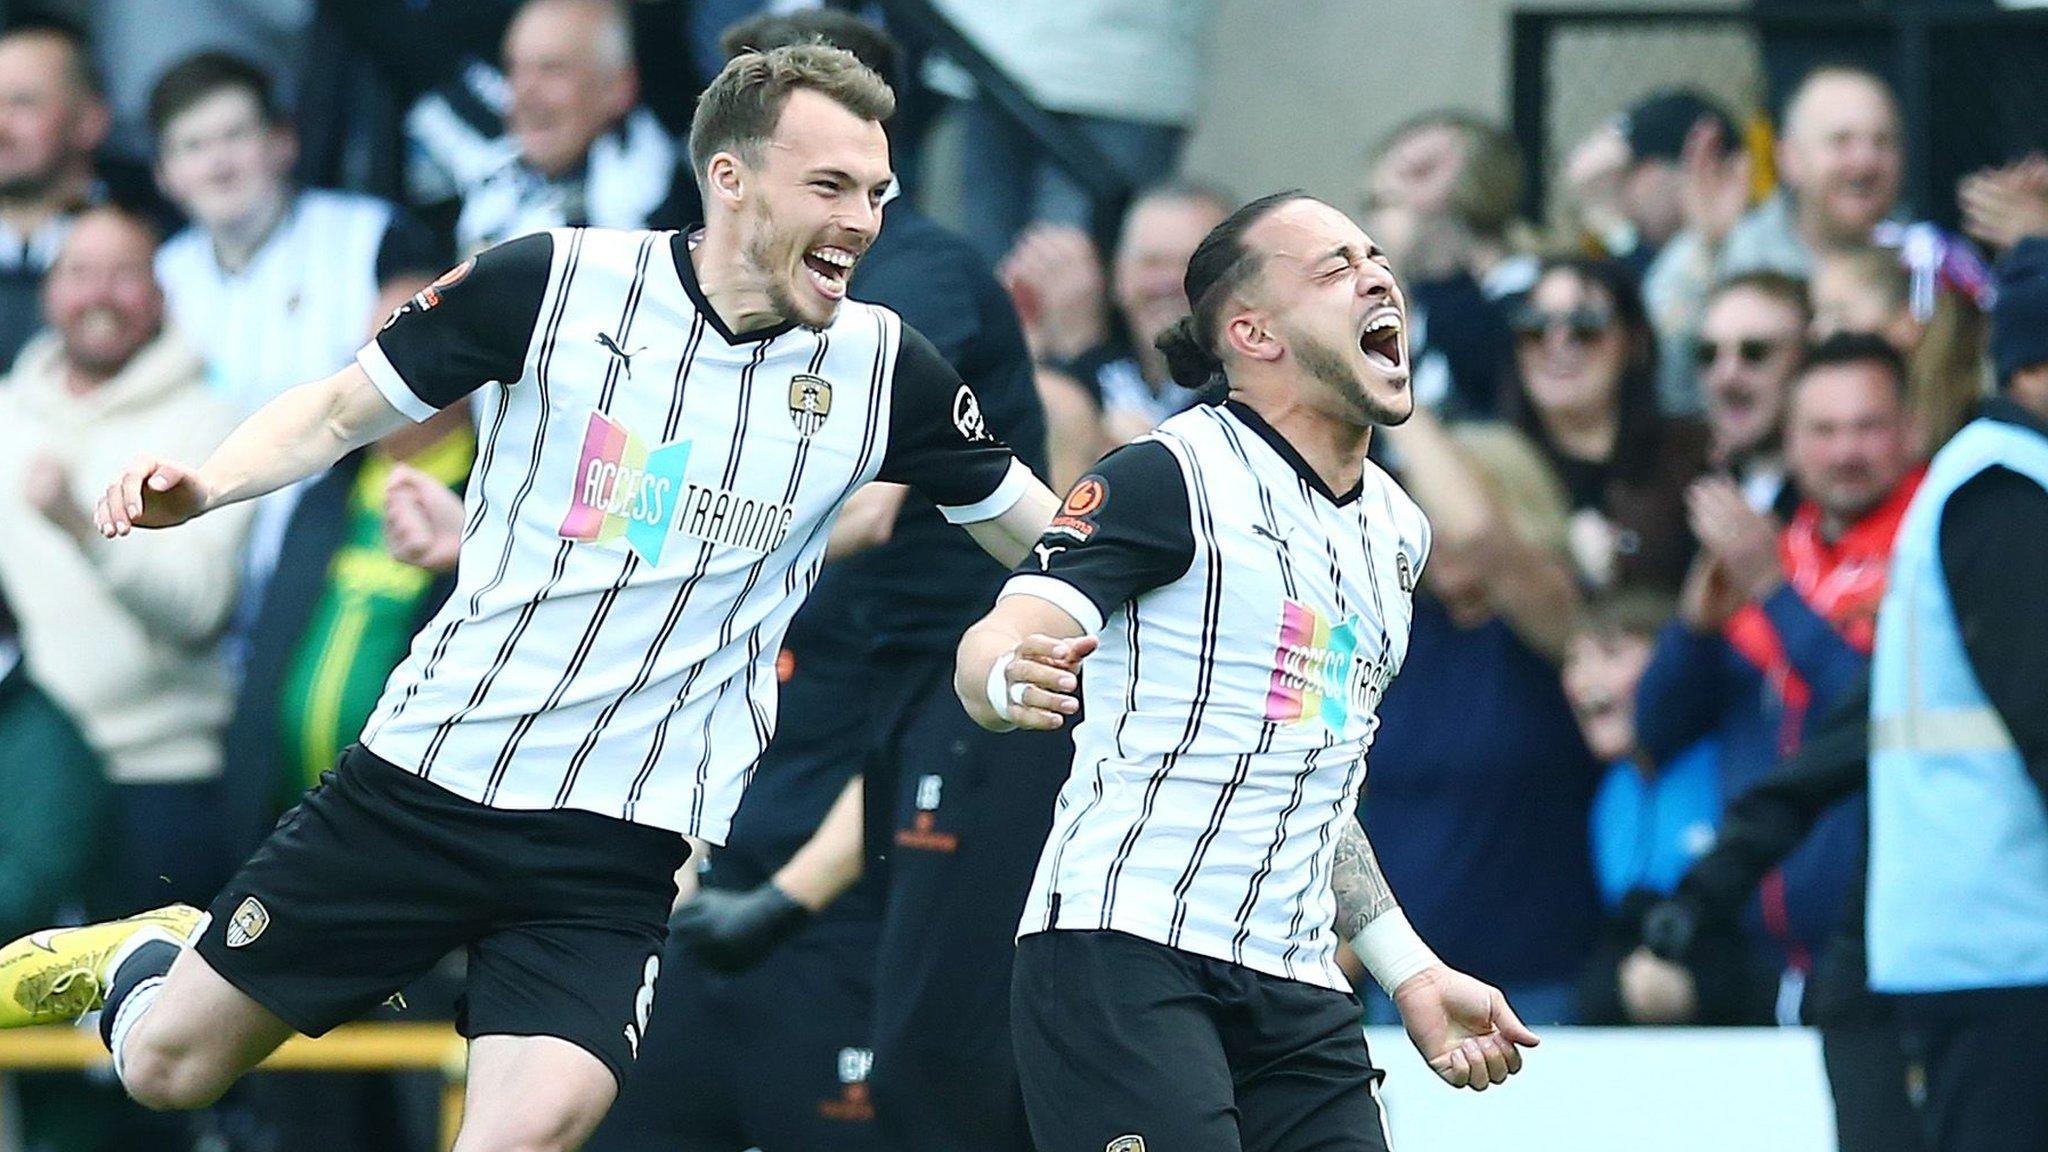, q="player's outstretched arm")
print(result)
[95,362,410,537]
[955,593,1097,733]
[1332,820,1541,1091]
[961,477,1062,569]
